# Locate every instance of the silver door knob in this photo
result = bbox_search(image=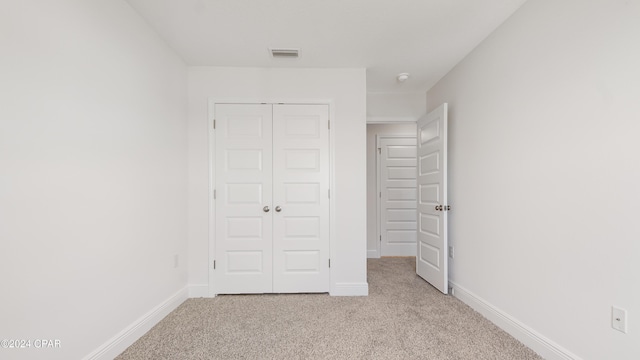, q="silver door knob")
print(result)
[275,206,282,212]
[263,206,270,212]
